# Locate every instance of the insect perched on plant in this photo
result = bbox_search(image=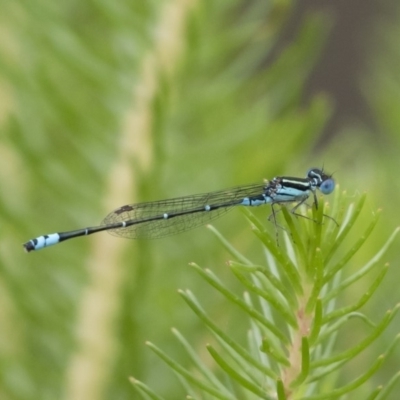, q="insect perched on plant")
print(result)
[23,168,335,252]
